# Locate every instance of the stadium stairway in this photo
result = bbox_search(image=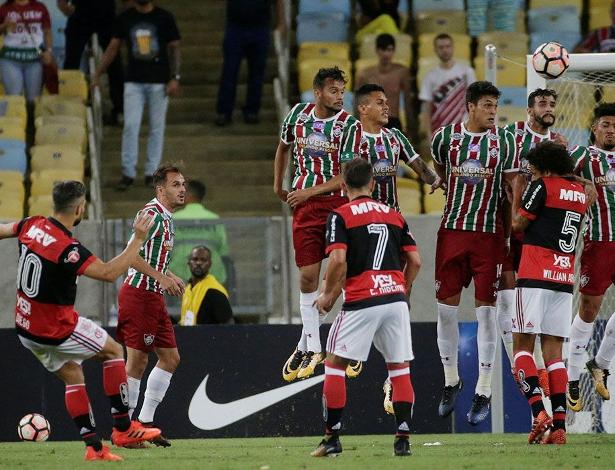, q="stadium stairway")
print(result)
[100,0,280,218]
